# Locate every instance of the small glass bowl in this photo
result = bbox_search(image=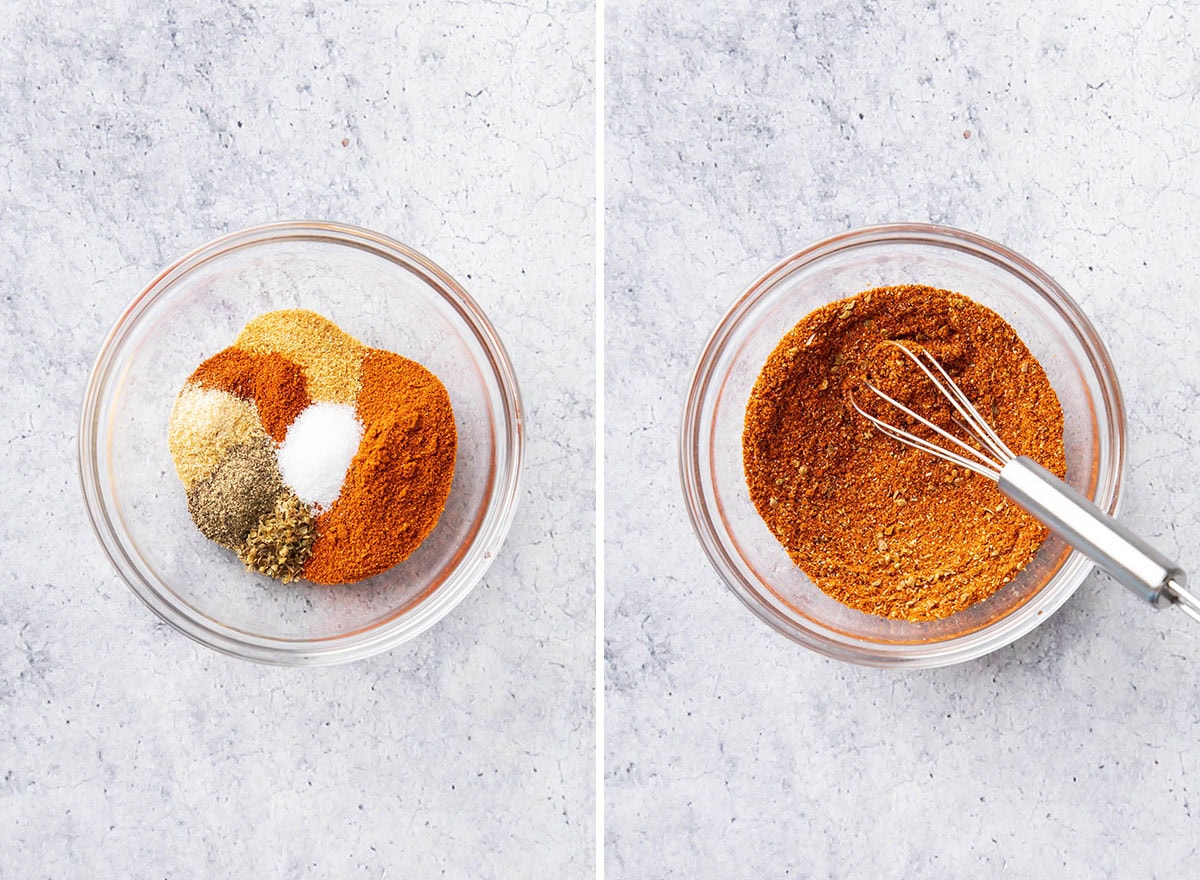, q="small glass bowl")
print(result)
[80,221,523,665]
[680,224,1124,668]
